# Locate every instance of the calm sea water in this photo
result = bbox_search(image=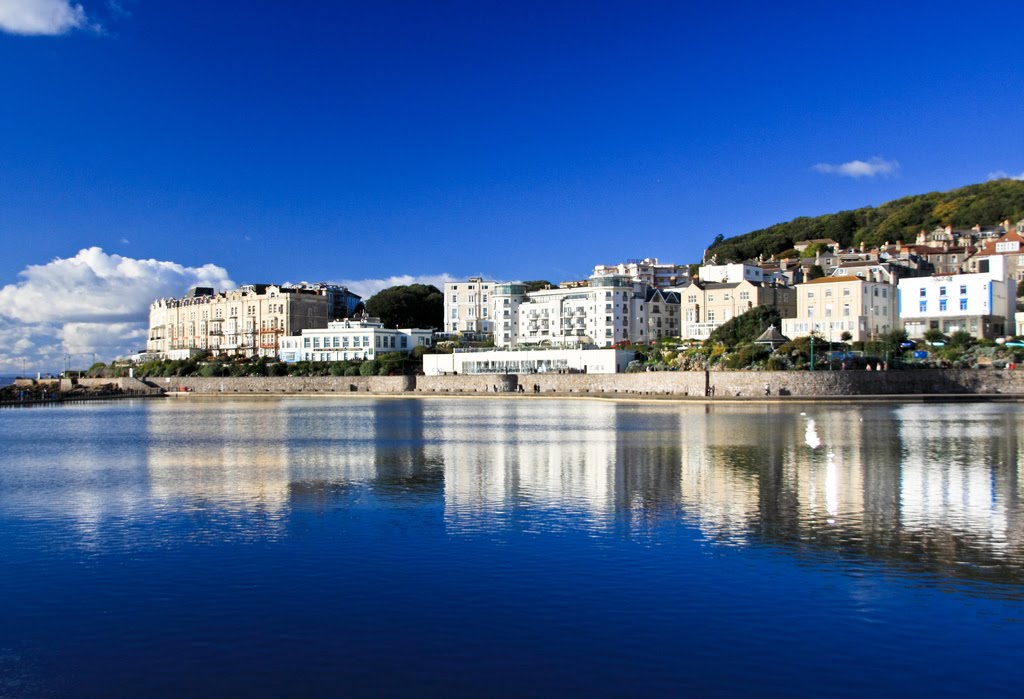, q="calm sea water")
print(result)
[1,397,1021,697]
